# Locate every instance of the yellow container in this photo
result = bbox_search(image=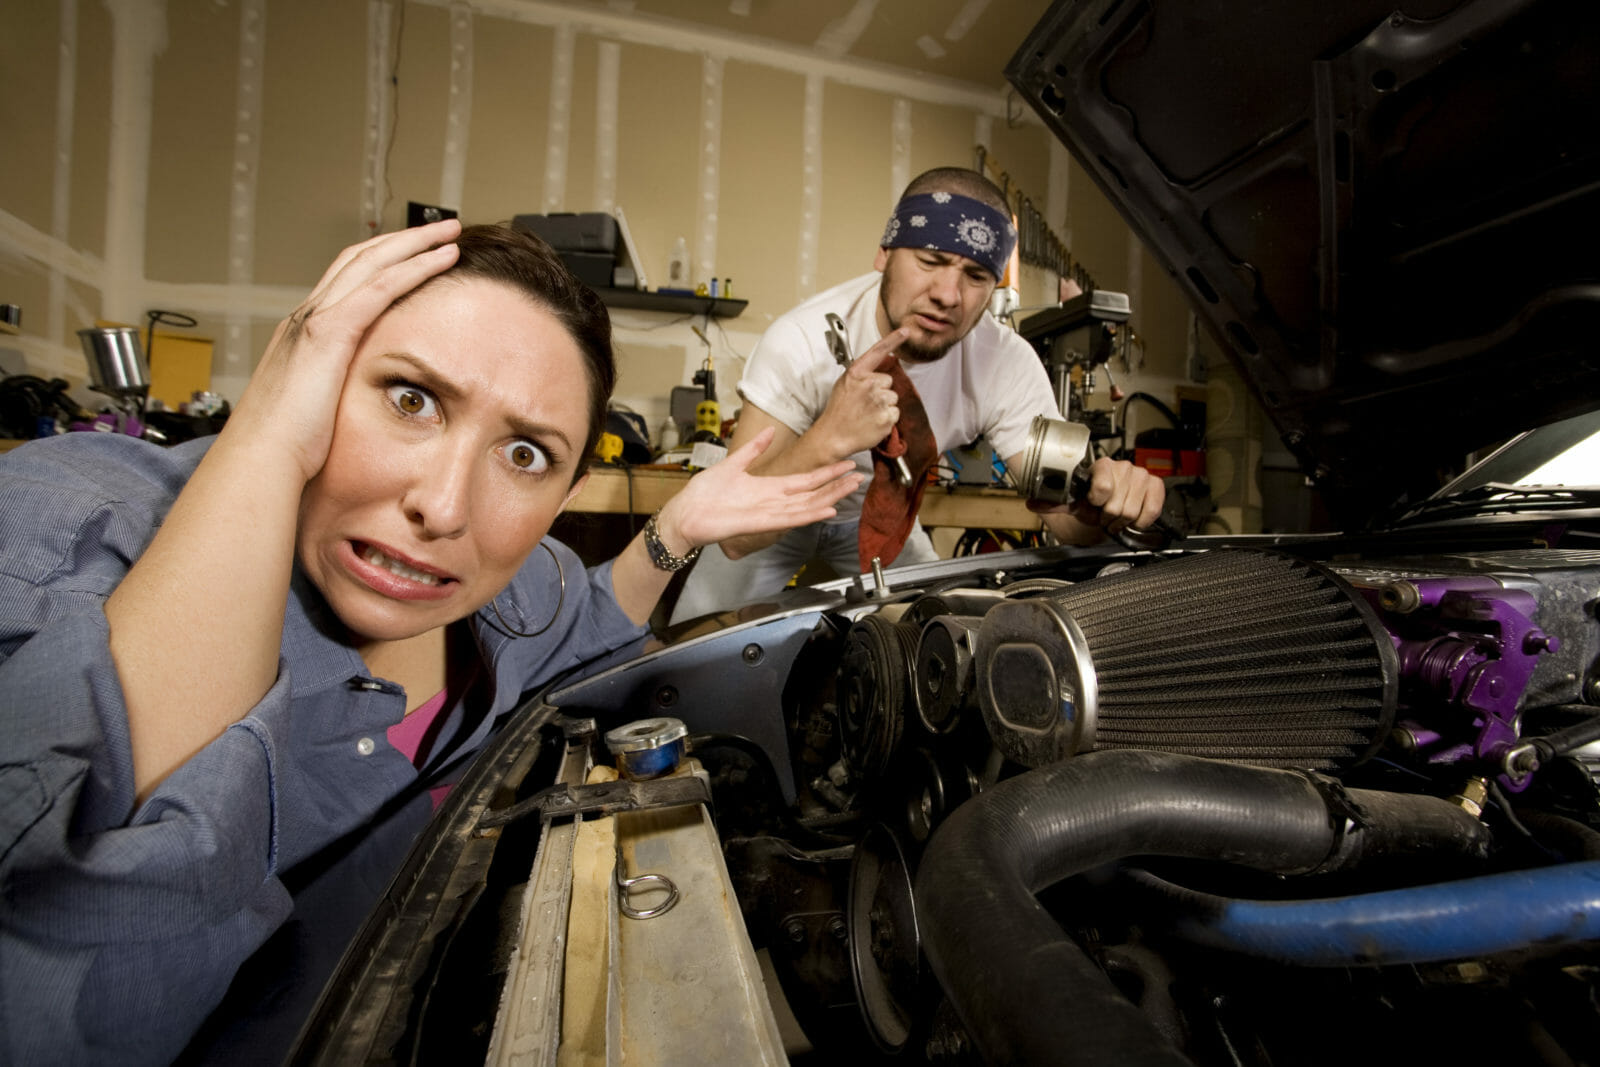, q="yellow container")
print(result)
[147,332,214,410]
